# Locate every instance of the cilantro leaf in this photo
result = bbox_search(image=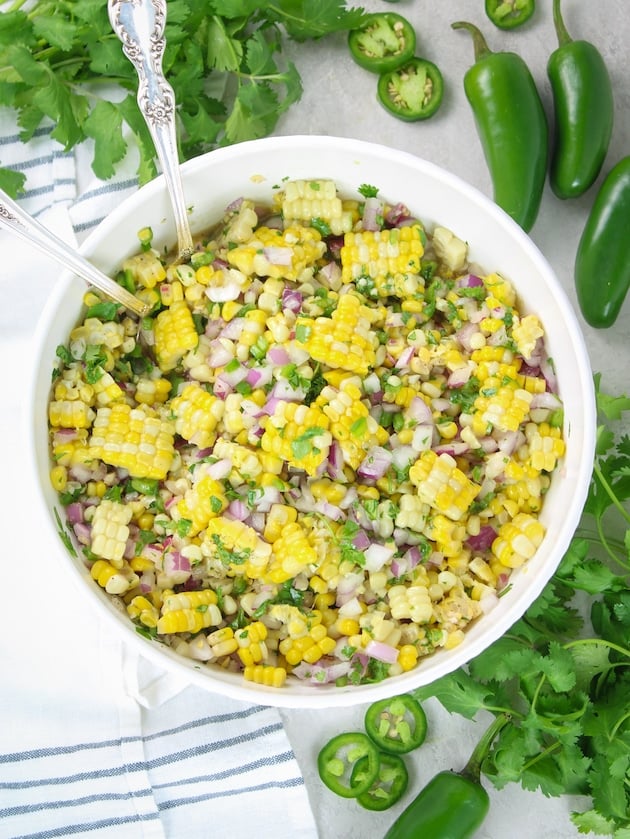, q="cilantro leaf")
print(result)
[83,100,127,179]
[413,670,494,719]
